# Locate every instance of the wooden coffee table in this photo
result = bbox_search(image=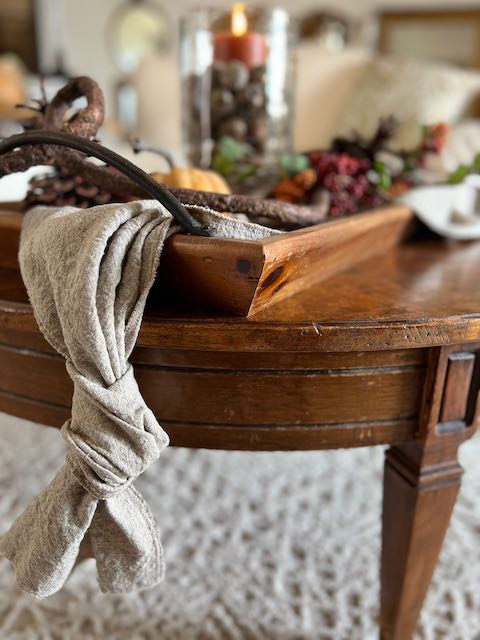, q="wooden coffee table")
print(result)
[0,213,479,639]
